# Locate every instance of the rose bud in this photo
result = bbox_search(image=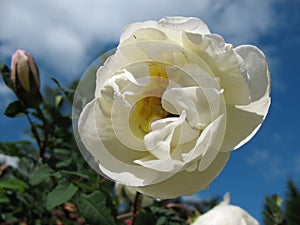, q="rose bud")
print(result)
[10,49,43,108]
